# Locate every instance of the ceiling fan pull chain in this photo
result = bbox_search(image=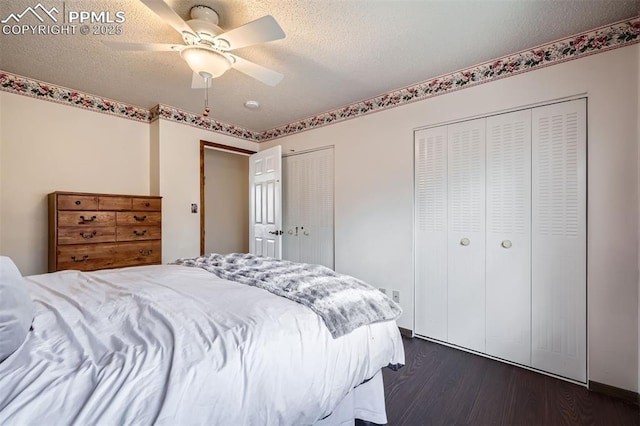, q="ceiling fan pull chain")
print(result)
[203,77,210,116]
